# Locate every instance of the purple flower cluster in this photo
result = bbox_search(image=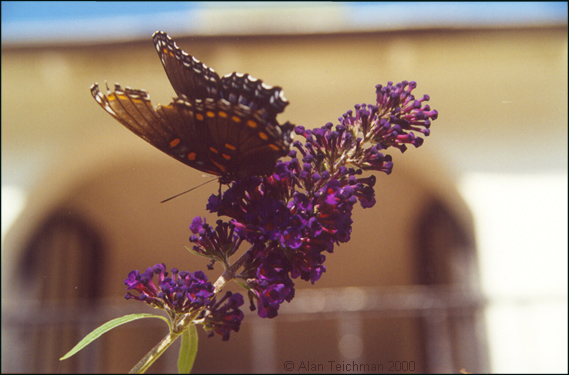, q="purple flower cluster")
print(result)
[187,81,438,320]
[199,292,245,341]
[125,81,436,337]
[188,217,243,270]
[124,264,244,340]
